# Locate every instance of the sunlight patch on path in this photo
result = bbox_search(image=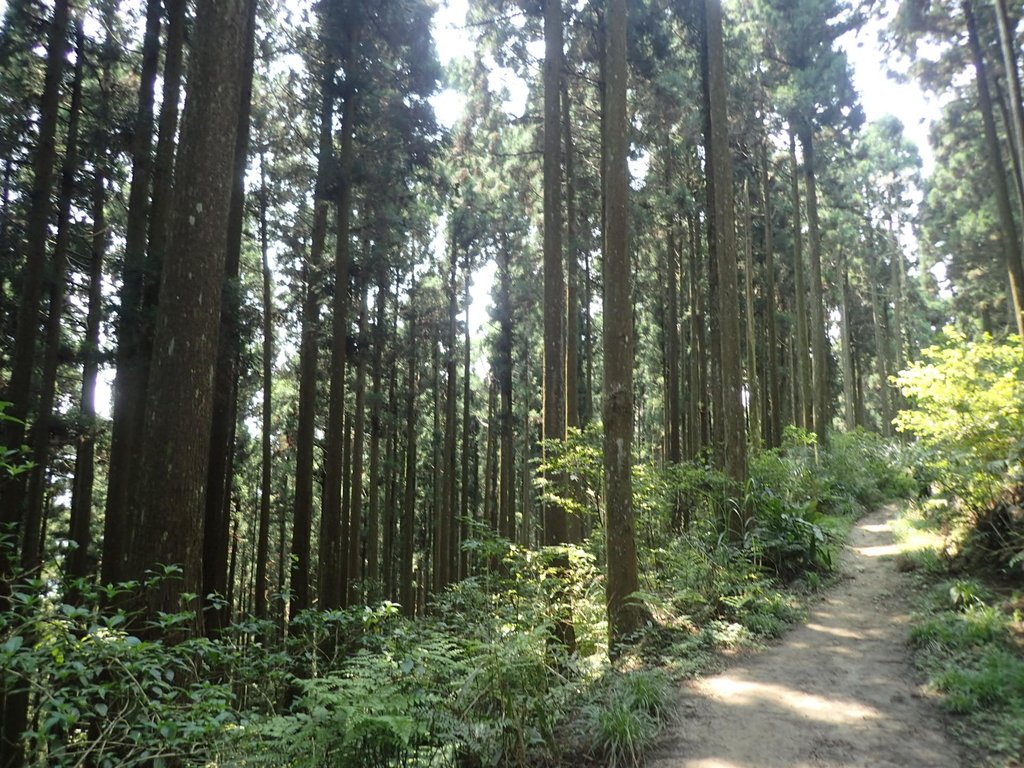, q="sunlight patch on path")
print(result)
[861,523,894,534]
[699,677,882,724]
[804,622,865,640]
[855,543,902,557]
